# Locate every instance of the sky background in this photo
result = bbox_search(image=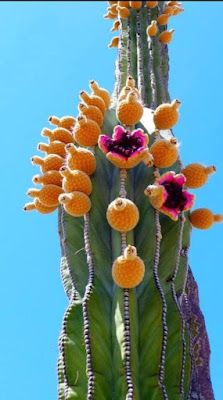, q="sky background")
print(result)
[0,1,223,399]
